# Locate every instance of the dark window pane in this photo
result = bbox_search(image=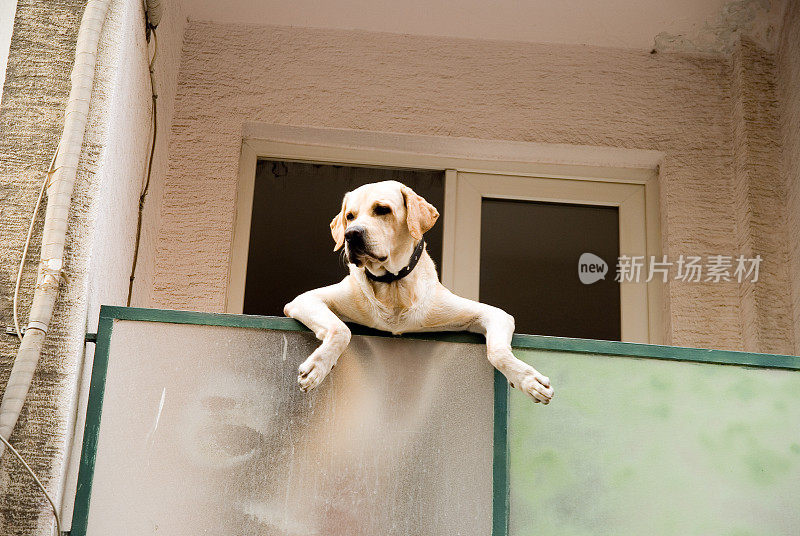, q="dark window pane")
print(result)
[479,199,621,340]
[244,160,445,316]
